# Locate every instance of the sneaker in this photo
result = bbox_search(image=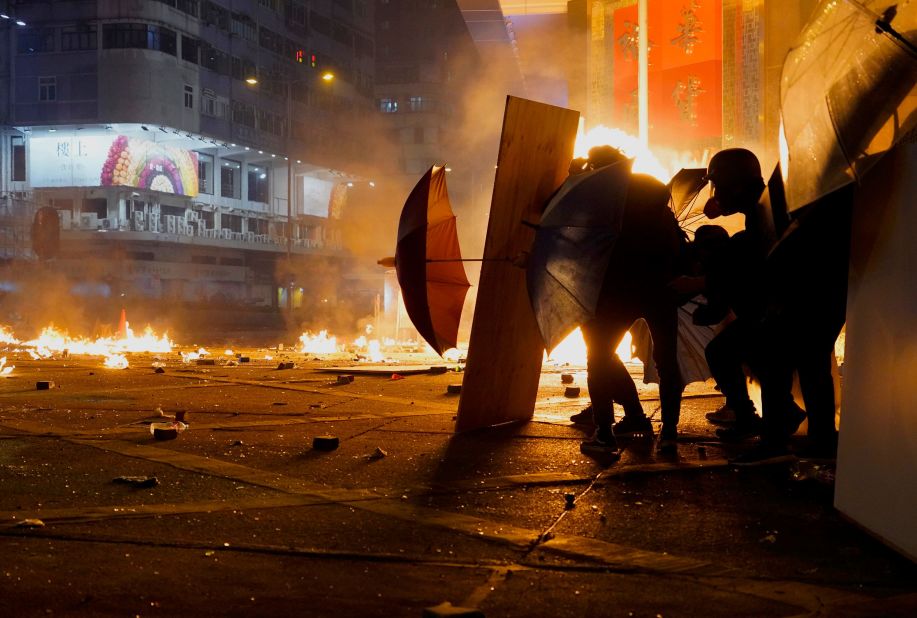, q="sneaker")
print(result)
[729,443,796,467]
[705,404,736,425]
[656,436,678,454]
[613,415,654,438]
[580,432,621,460]
[782,403,807,436]
[570,406,593,425]
[716,415,763,442]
